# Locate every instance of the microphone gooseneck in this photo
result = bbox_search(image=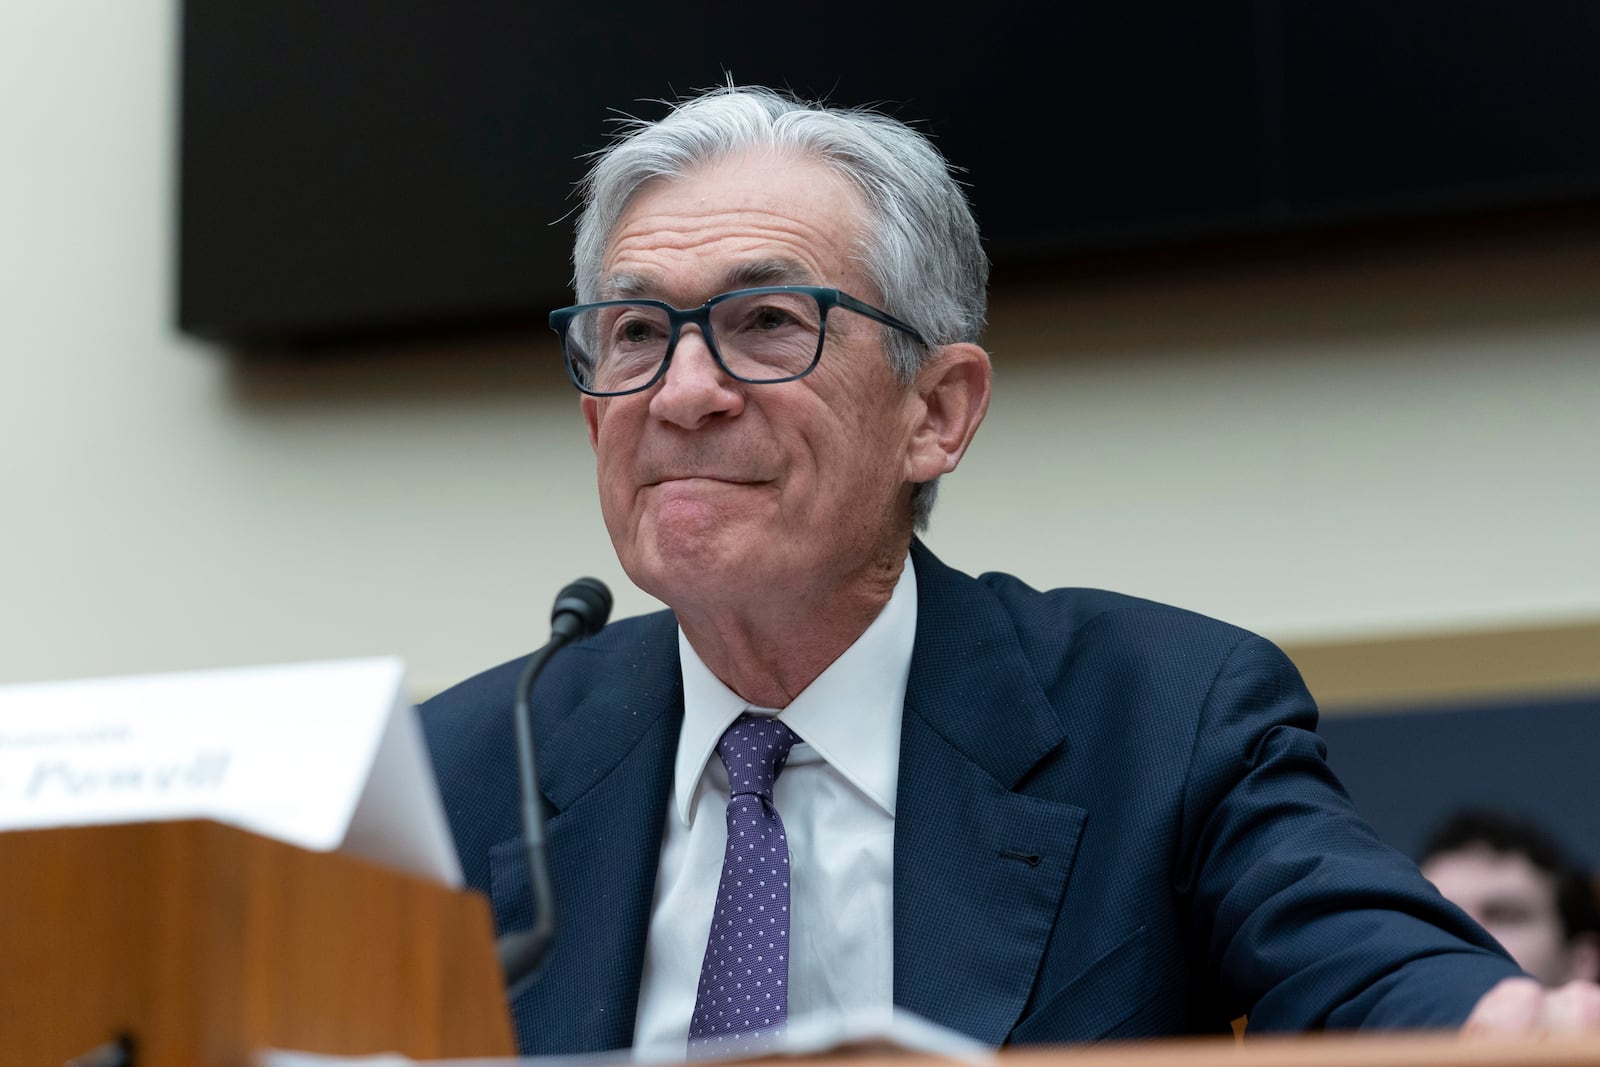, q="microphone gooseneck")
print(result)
[497,577,613,997]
